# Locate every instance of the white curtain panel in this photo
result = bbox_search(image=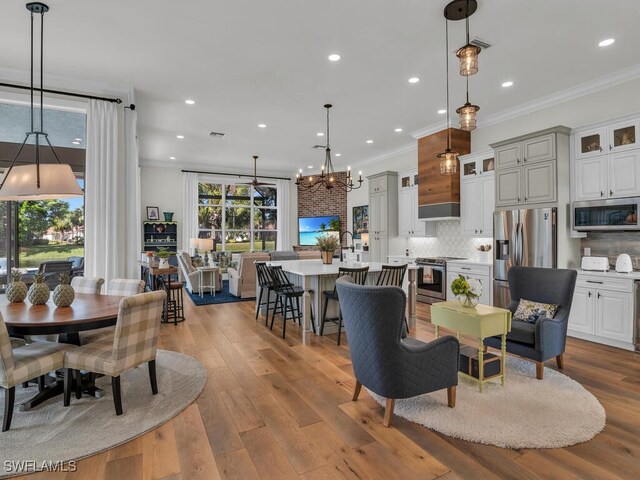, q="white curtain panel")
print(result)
[276,179,291,250]
[182,172,199,253]
[124,108,141,278]
[85,100,121,286]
